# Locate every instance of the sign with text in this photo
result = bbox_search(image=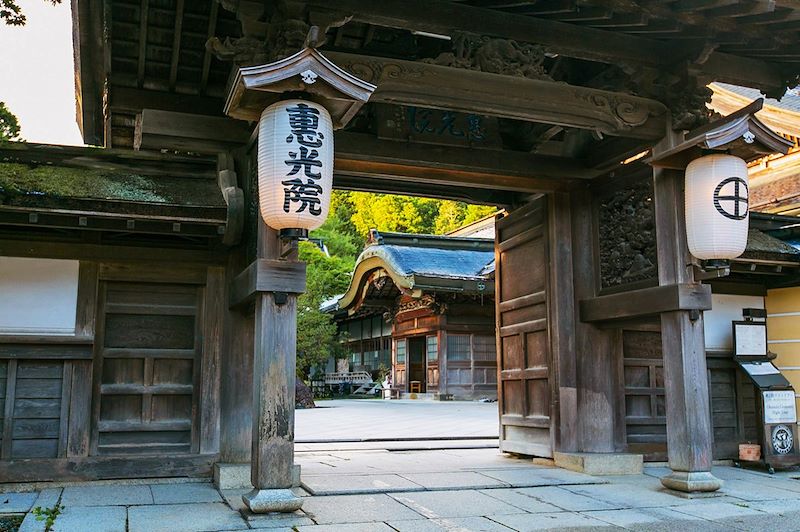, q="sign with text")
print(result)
[763,390,797,424]
[734,322,767,357]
